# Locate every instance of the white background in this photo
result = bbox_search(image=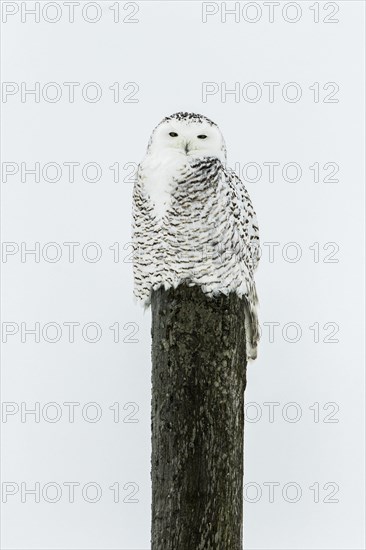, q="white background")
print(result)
[1,1,365,549]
